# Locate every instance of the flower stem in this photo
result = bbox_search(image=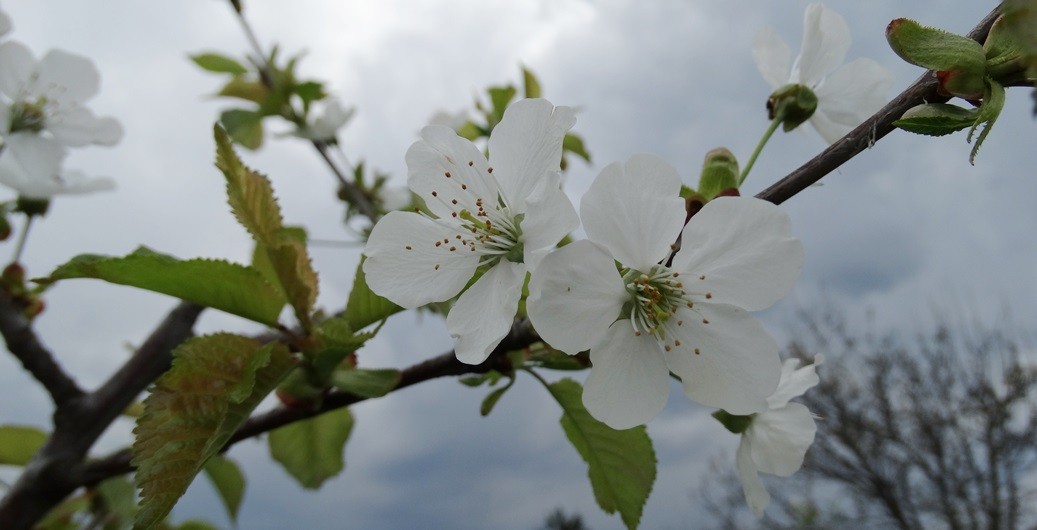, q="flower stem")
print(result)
[11,215,34,265]
[739,113,783,186]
